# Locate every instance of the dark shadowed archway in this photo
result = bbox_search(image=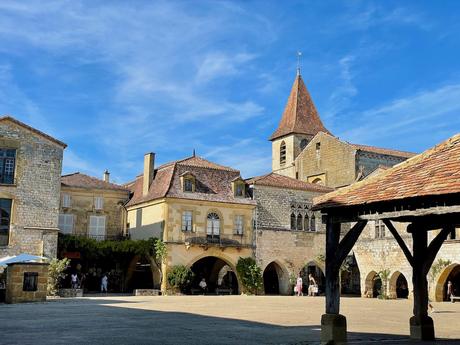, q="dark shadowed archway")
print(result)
[190,256,238,294]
